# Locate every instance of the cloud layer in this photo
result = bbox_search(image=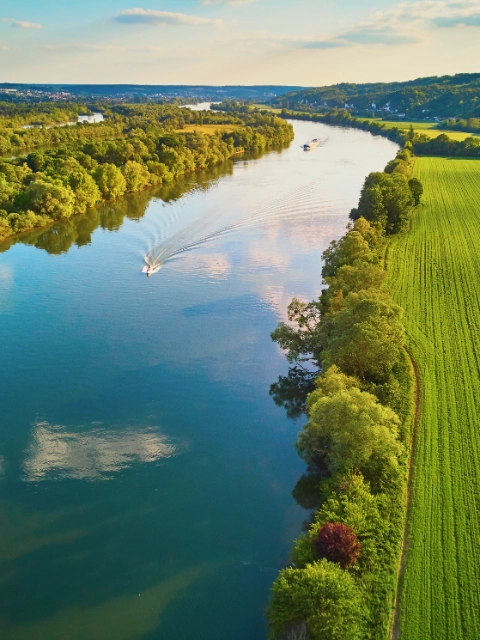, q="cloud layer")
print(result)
[1,17,42,29]
[115,8,222,27]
